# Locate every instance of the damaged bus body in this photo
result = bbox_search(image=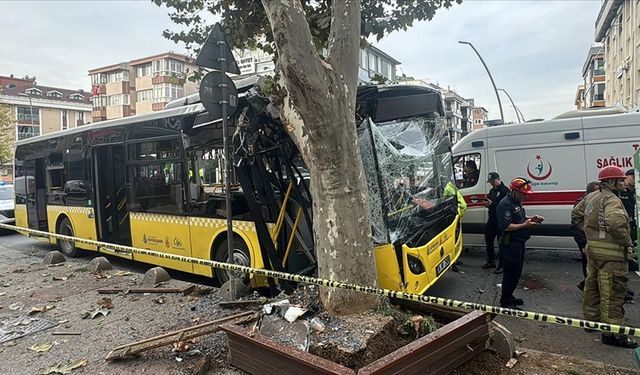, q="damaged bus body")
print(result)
[13,79,461,295]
